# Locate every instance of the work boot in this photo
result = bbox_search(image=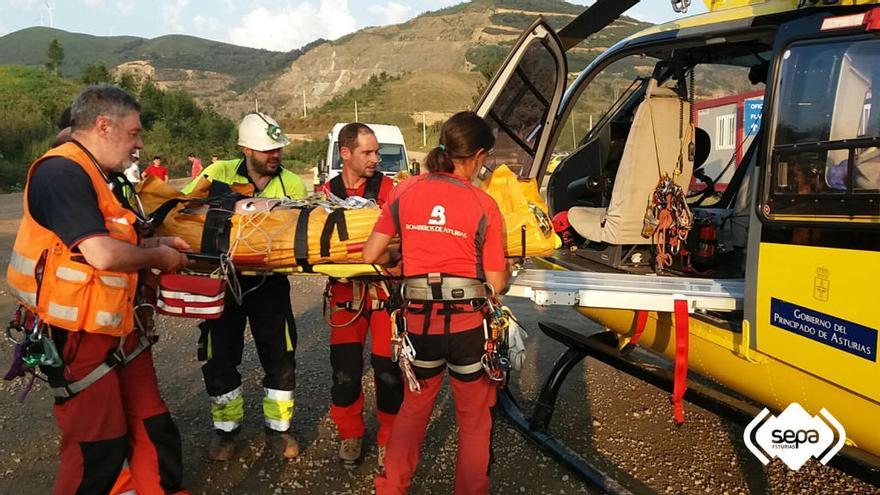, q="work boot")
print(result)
[208,431,236,461]
[377,444,386,471]
[265,429,300,459]
[339,437,363,467]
